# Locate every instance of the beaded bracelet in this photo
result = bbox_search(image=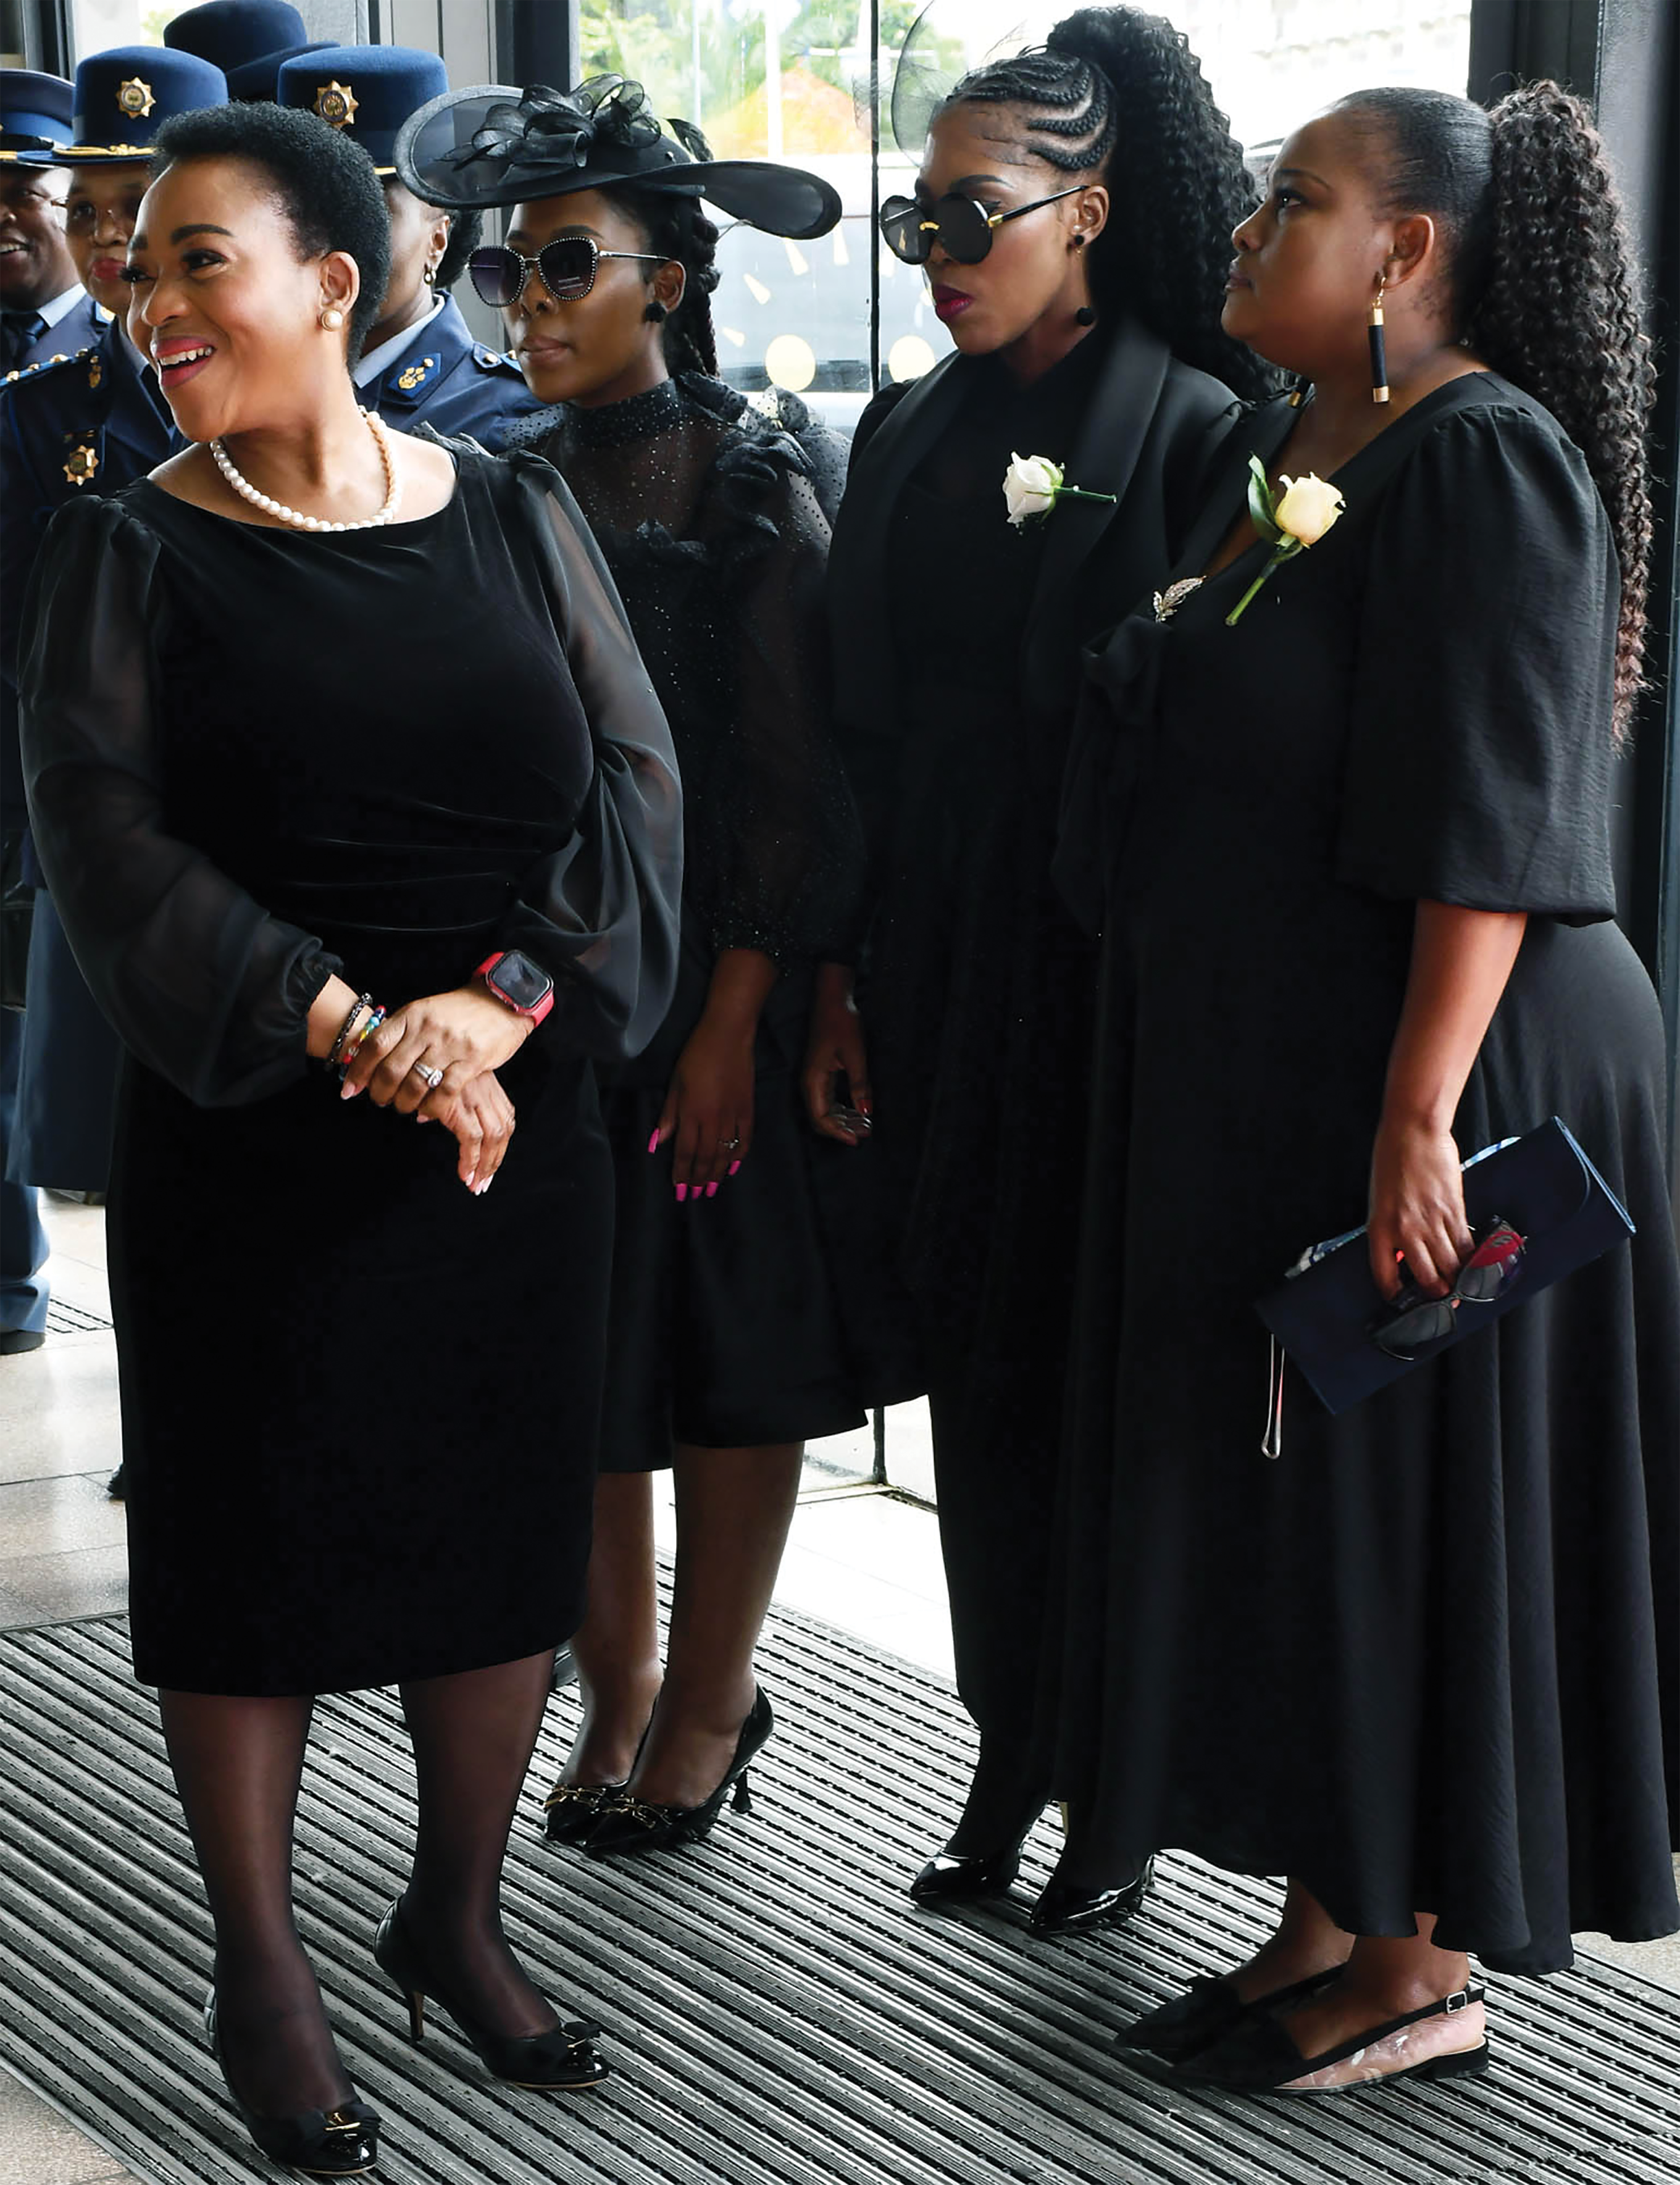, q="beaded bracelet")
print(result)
[326,992,375,1071]
[336,1005,387,1084]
